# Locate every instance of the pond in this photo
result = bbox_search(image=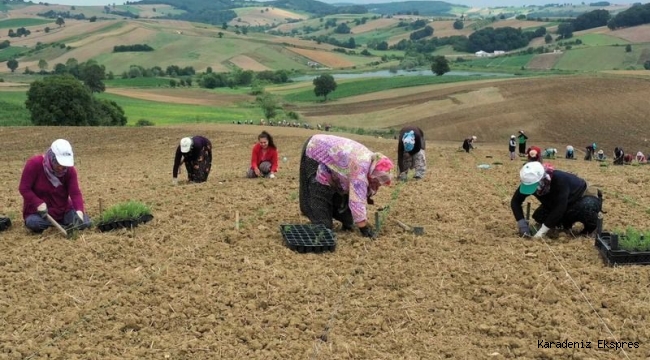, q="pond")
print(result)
[291,69,515,82]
